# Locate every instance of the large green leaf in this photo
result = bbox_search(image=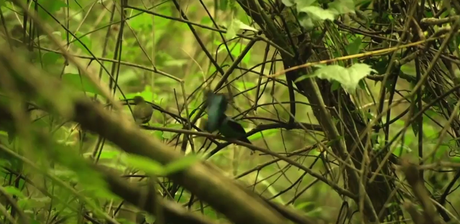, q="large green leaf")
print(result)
[296,63,376,92]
